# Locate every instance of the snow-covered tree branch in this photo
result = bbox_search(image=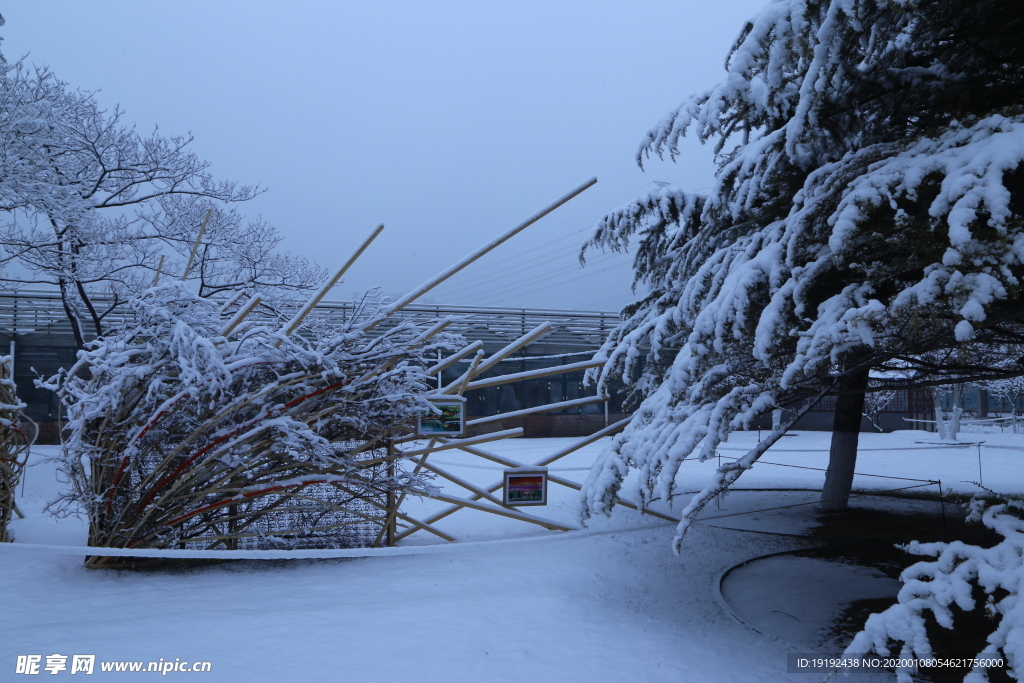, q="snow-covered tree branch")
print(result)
[0,62,322,348]
[581,0,1024,543]
[46,283,461,554]
[845,497,1024,682]
[0,353,31,543]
